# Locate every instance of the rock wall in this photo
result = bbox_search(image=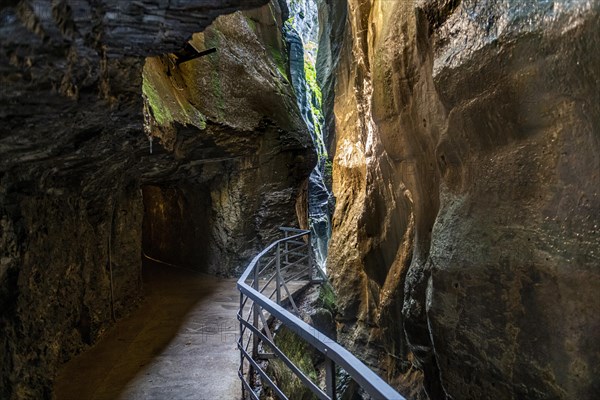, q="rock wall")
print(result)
[324,0,600,399]
[0,181,143,399]
[0,0,314,398]
[141,2,313,274]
